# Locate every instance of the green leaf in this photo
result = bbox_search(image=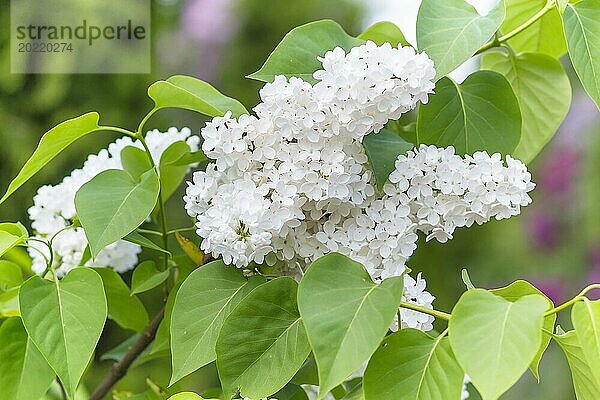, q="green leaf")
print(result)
[152,282,180,355]
[19,268,107,398]
[358,21,409,47]
[93,267,149,332]
[342,383,364,400]
[482,51,571,164]
[364,329,463,400]
[0,231,24,258]
[563,0,600,110]
[501,0,567,57]
[100,334,140,361]
[75,169,160,258]
[557,0,568,14]
[167,393,210,400]
[170,261,265,384]
[168,75,247,118]
[416,71,521,155]
[362,128,414,191]
[297,253,404,398]
[292,356,319,386]
[0,221,29,238]
[0,317,55,400]
[275,383,310,400]
[416,0,505,80]
[148,76,247,118]
[0,260,22,292]
[490,280,555,380]
[166,150,209,167]
[248,20,363,84]
[124,231,171,255]
[555,330,600,399]
[121,146,152,180]
[0,112,100,204]
[571,298,600,386]
[448,289,548,400]
[216,277,311,399]
[131,261,170,294]
[159,141,194,201]
[0,287,20,317]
